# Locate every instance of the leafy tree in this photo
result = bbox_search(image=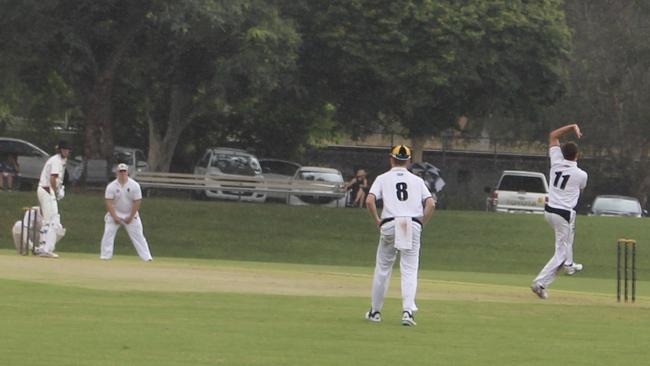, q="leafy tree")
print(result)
[119,0,301,171]
[0,2,74,140]
[290,0,571,161]
[2,0,302,171]
[1,0,152,160]
[1,0,573,169]
[542,0,650,200]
